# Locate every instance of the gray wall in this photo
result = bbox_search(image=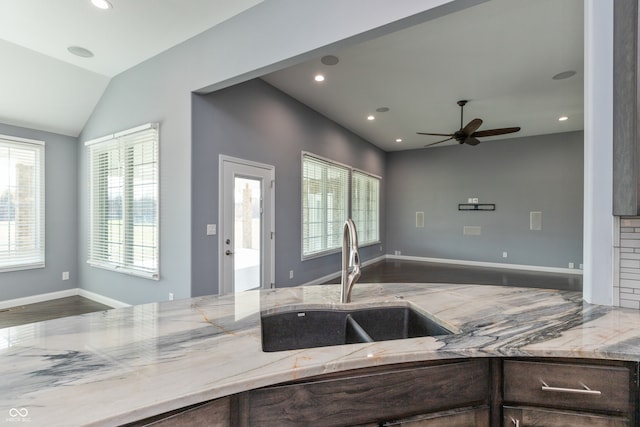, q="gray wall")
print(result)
[386,131,584,269]
[77,0,471,305]
[191,79,386,296]
[0,123,78,300]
